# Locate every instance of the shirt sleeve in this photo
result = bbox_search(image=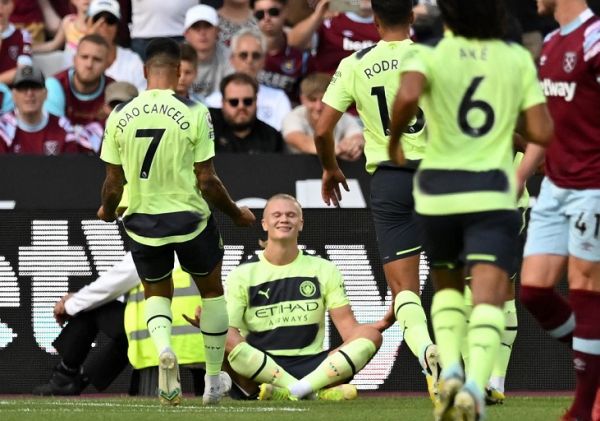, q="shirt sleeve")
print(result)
[323,261,350,310]
[17,29,32,66]
[225,269,247,330]
[193,105,216,163]
[100,111,122,165]
[281,106,309,136]
[44,78,66,117]
[337,113,363,139]
[520,49,546,111]
[322,56,355,113]
[399,44,431,78]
